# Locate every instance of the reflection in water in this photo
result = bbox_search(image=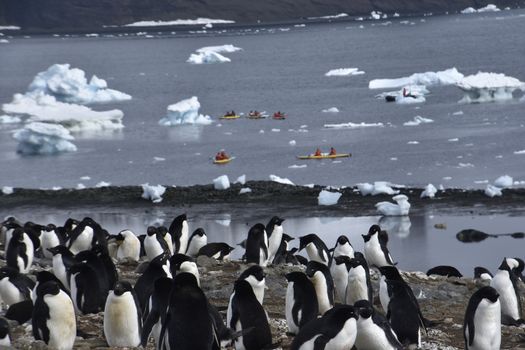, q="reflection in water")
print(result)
[167,125,204,143]
[379,216,412,238]
[456,229,525,243]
